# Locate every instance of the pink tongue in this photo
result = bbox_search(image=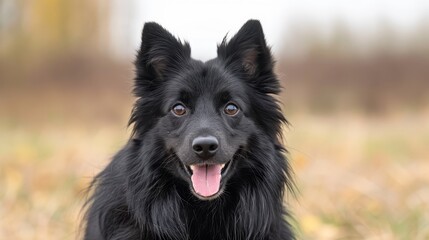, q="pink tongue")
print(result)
[191,164,222,197]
